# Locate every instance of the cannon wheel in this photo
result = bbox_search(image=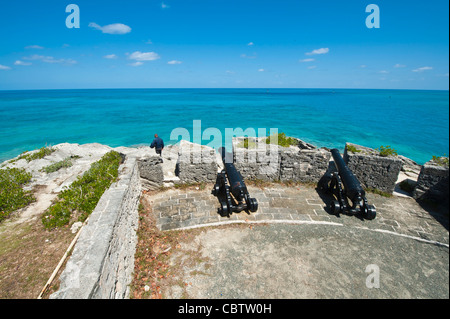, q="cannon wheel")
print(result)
[364,205,376,220]
[220,201,229,216]
[211,184,220,196]
[330,200,341,215]
[248,198,258,212]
